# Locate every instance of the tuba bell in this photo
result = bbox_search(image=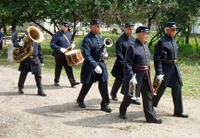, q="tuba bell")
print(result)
[13,26,43,63]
